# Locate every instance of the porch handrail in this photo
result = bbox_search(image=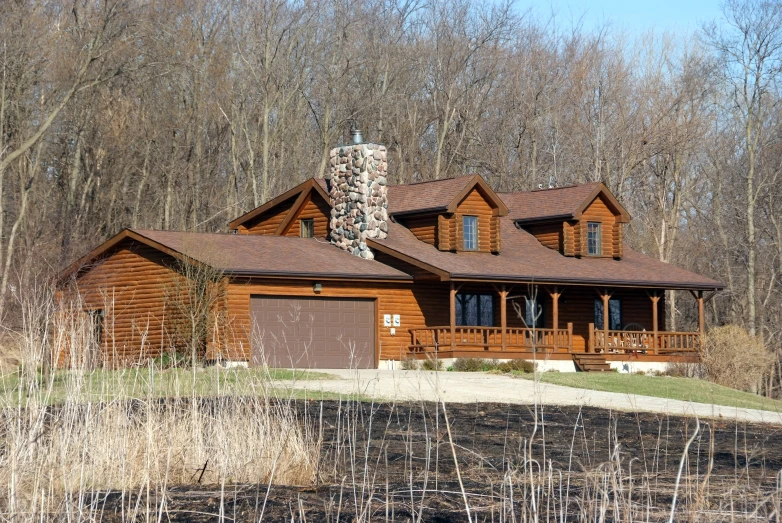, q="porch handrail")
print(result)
[588,324,701,354]
[409,324,573,353]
